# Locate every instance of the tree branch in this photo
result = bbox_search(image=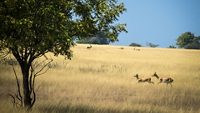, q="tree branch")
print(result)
[29,58,53,107]
[8,93,16,107]
[29,65,34,97]
[34,59,53,77]
[8,93,23,108]
[30,73,36,108]
[0,49,10,60]
[11,60,23,107]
